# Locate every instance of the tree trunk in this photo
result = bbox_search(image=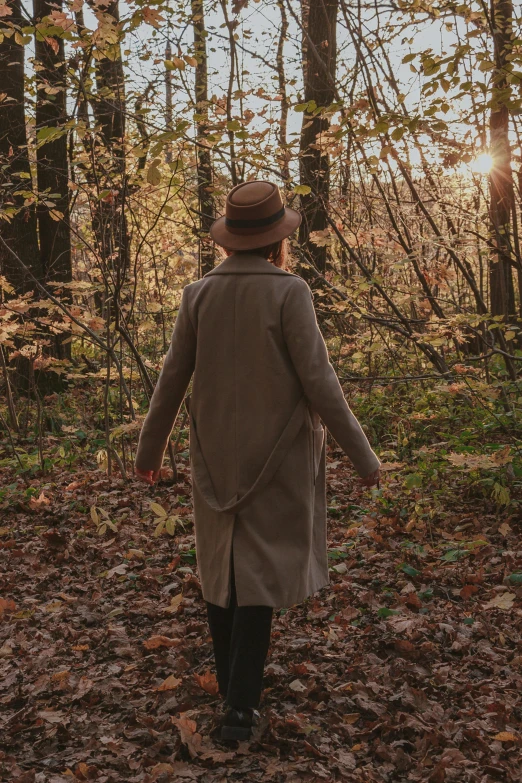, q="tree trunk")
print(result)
[89,0,130,318]
[298,0,338,275]
[0,0,42,293]
[488,0,516,318]
[165,38,173,164]
[192,0,215,275]
[276,0,290,186]
[34,0,72,358]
